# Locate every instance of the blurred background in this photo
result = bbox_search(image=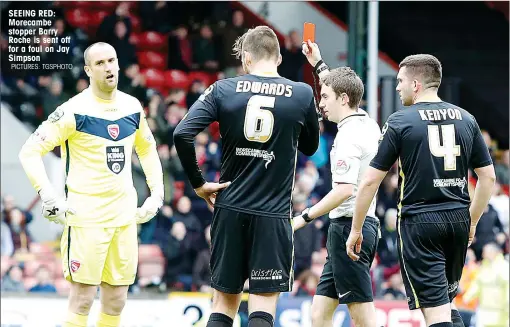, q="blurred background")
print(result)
[1,1,508,326]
